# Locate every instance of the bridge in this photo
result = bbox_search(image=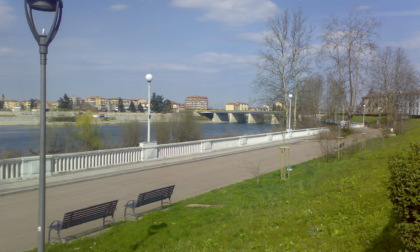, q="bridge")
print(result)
[198,110,285,124]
